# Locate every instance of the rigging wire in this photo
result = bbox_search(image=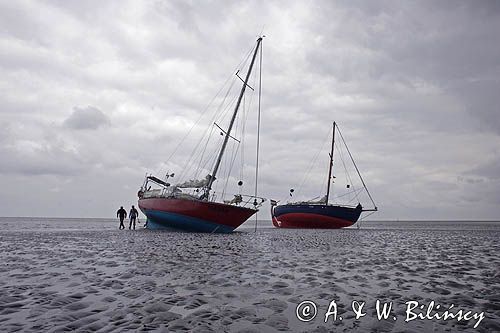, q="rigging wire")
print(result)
[220,52,258,199]
[222,140,241,199]
[156,42,256,182]
[334,188,364,202]
[295,129,331,200]
[204,39,261,194]
[220,56,257,198]
[207,133,225,190]
[239,94,246,192]
[358,210,378,229]
[360,210,377,220]
[177,77,238,182]
[221,112,242,199]
[240,59,258,176]
[193,124,216,179]
[334,140,359,203]
[336,126,377,209]
[213,93,239,129]
[177,58,244,183]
